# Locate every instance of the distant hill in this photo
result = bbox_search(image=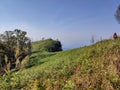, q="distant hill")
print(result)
[1,38,120,90]
[32,38,62,52]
